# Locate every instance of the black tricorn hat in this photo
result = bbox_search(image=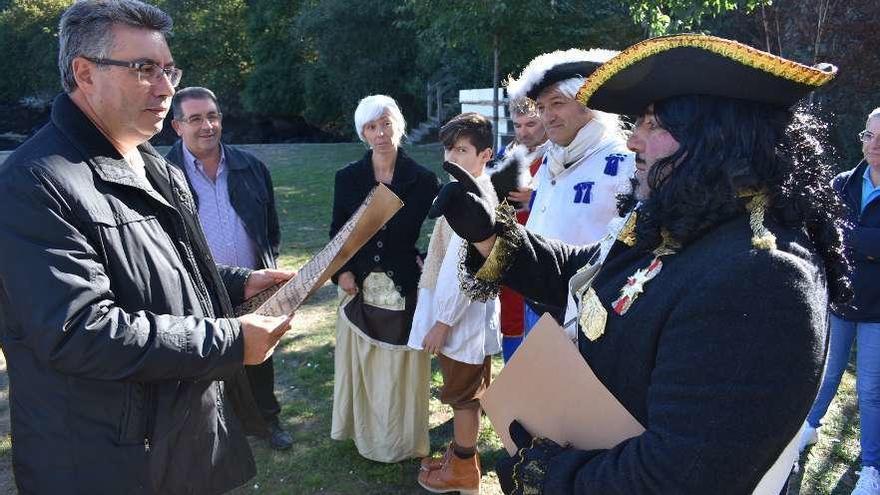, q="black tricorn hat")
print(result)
[576,34,838,115]
[525,61,601,100]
